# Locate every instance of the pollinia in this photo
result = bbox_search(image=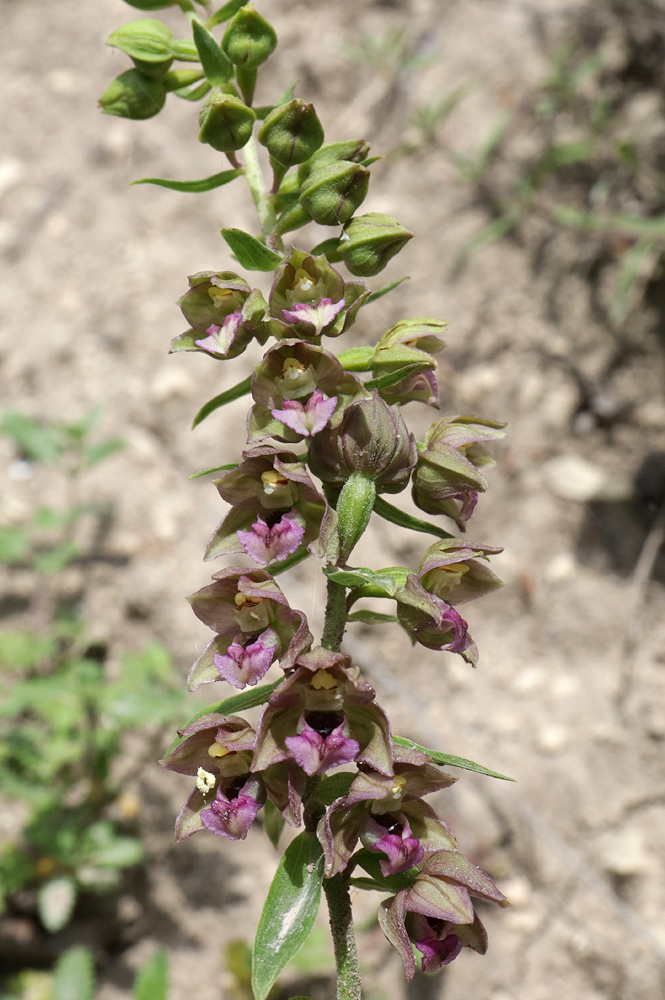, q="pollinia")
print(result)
[101,3,510,996]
